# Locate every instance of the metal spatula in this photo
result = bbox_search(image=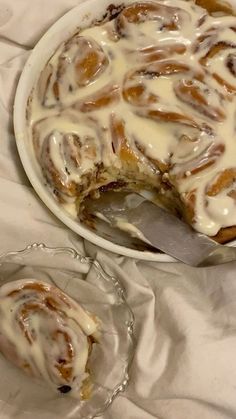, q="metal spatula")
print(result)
[84,191,236,267]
